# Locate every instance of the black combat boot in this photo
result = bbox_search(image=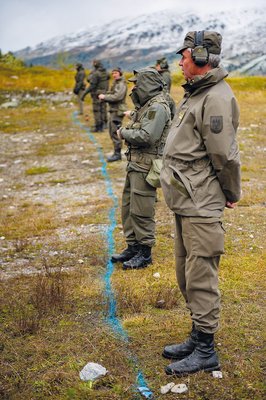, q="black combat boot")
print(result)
[98,123,104,132]
[162,324,199,360]
[122,245,152,270]
[165,331,220,376]
[111,244,139,263]
[107,151,122,162]
[91,124,103,132]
